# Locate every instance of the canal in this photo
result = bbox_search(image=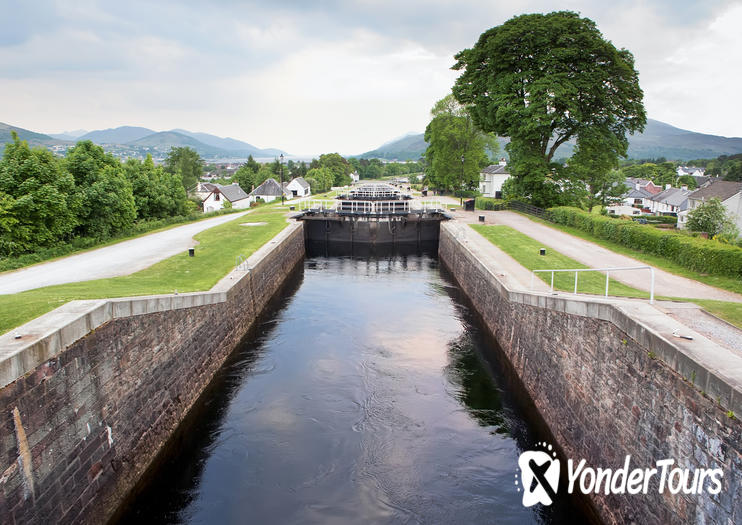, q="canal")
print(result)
[119,249,587,524]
